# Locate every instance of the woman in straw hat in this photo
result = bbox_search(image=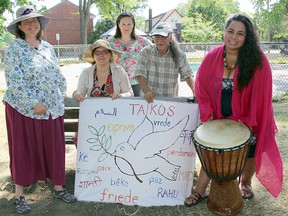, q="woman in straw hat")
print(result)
[3,5,76,214]
[73,39,133,101]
